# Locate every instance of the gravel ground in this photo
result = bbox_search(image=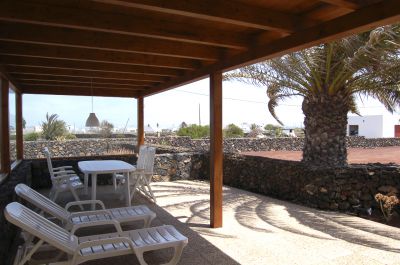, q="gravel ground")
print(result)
[242,146,400,164]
